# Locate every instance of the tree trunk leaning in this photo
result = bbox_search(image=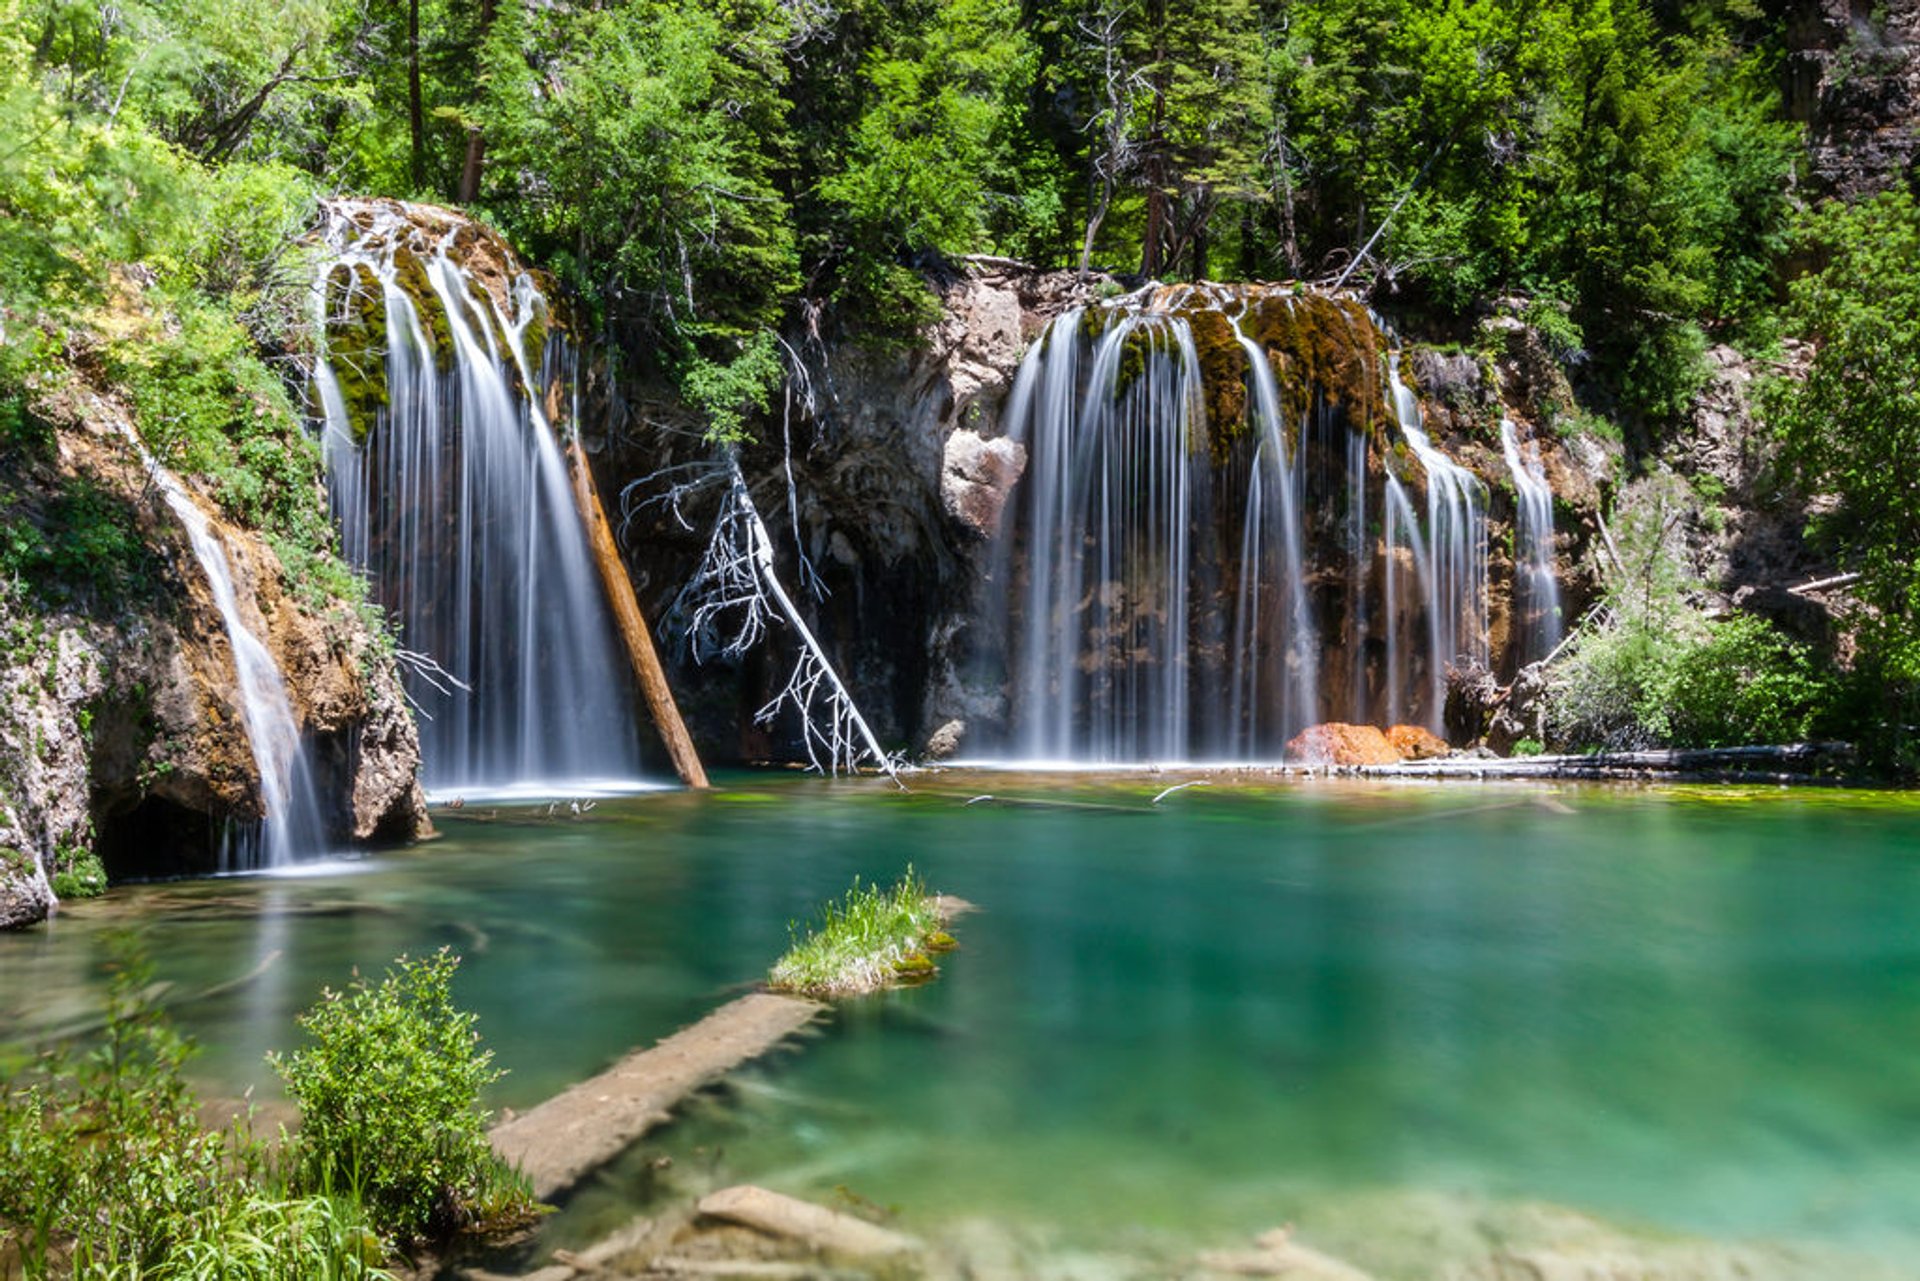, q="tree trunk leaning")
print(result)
[564,442,710,789]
